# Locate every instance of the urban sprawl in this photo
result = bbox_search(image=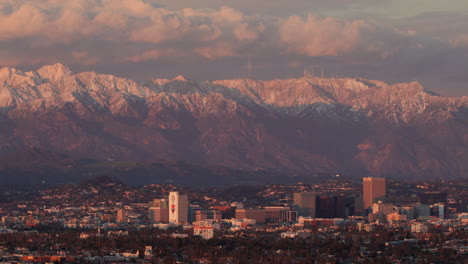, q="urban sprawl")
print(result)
[0,177,467,263]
